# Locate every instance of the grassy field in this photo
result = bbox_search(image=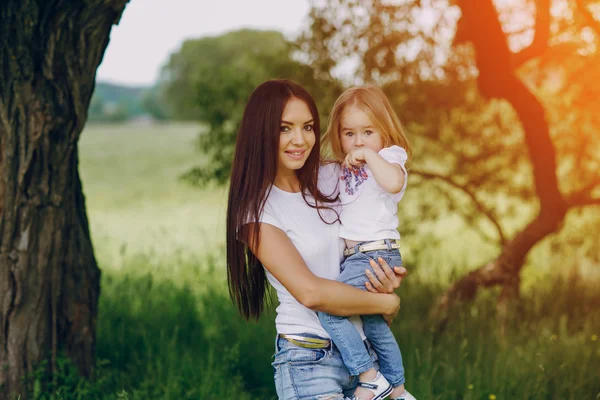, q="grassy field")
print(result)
[80,122,228,268]
[43,122,600,399]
